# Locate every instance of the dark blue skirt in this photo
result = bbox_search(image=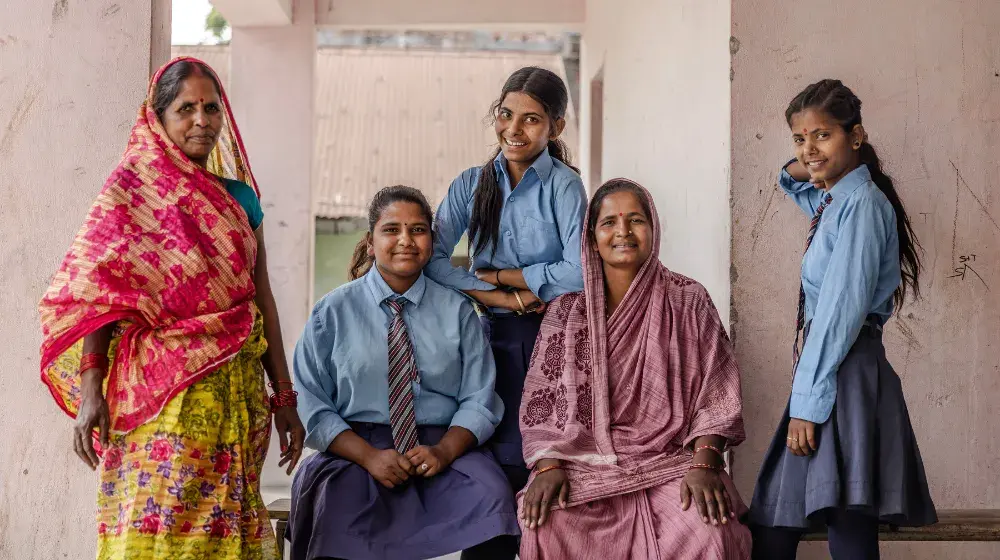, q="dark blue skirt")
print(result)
[479,313,544,468]
[287,424,520,560]
[749,324,938,529]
